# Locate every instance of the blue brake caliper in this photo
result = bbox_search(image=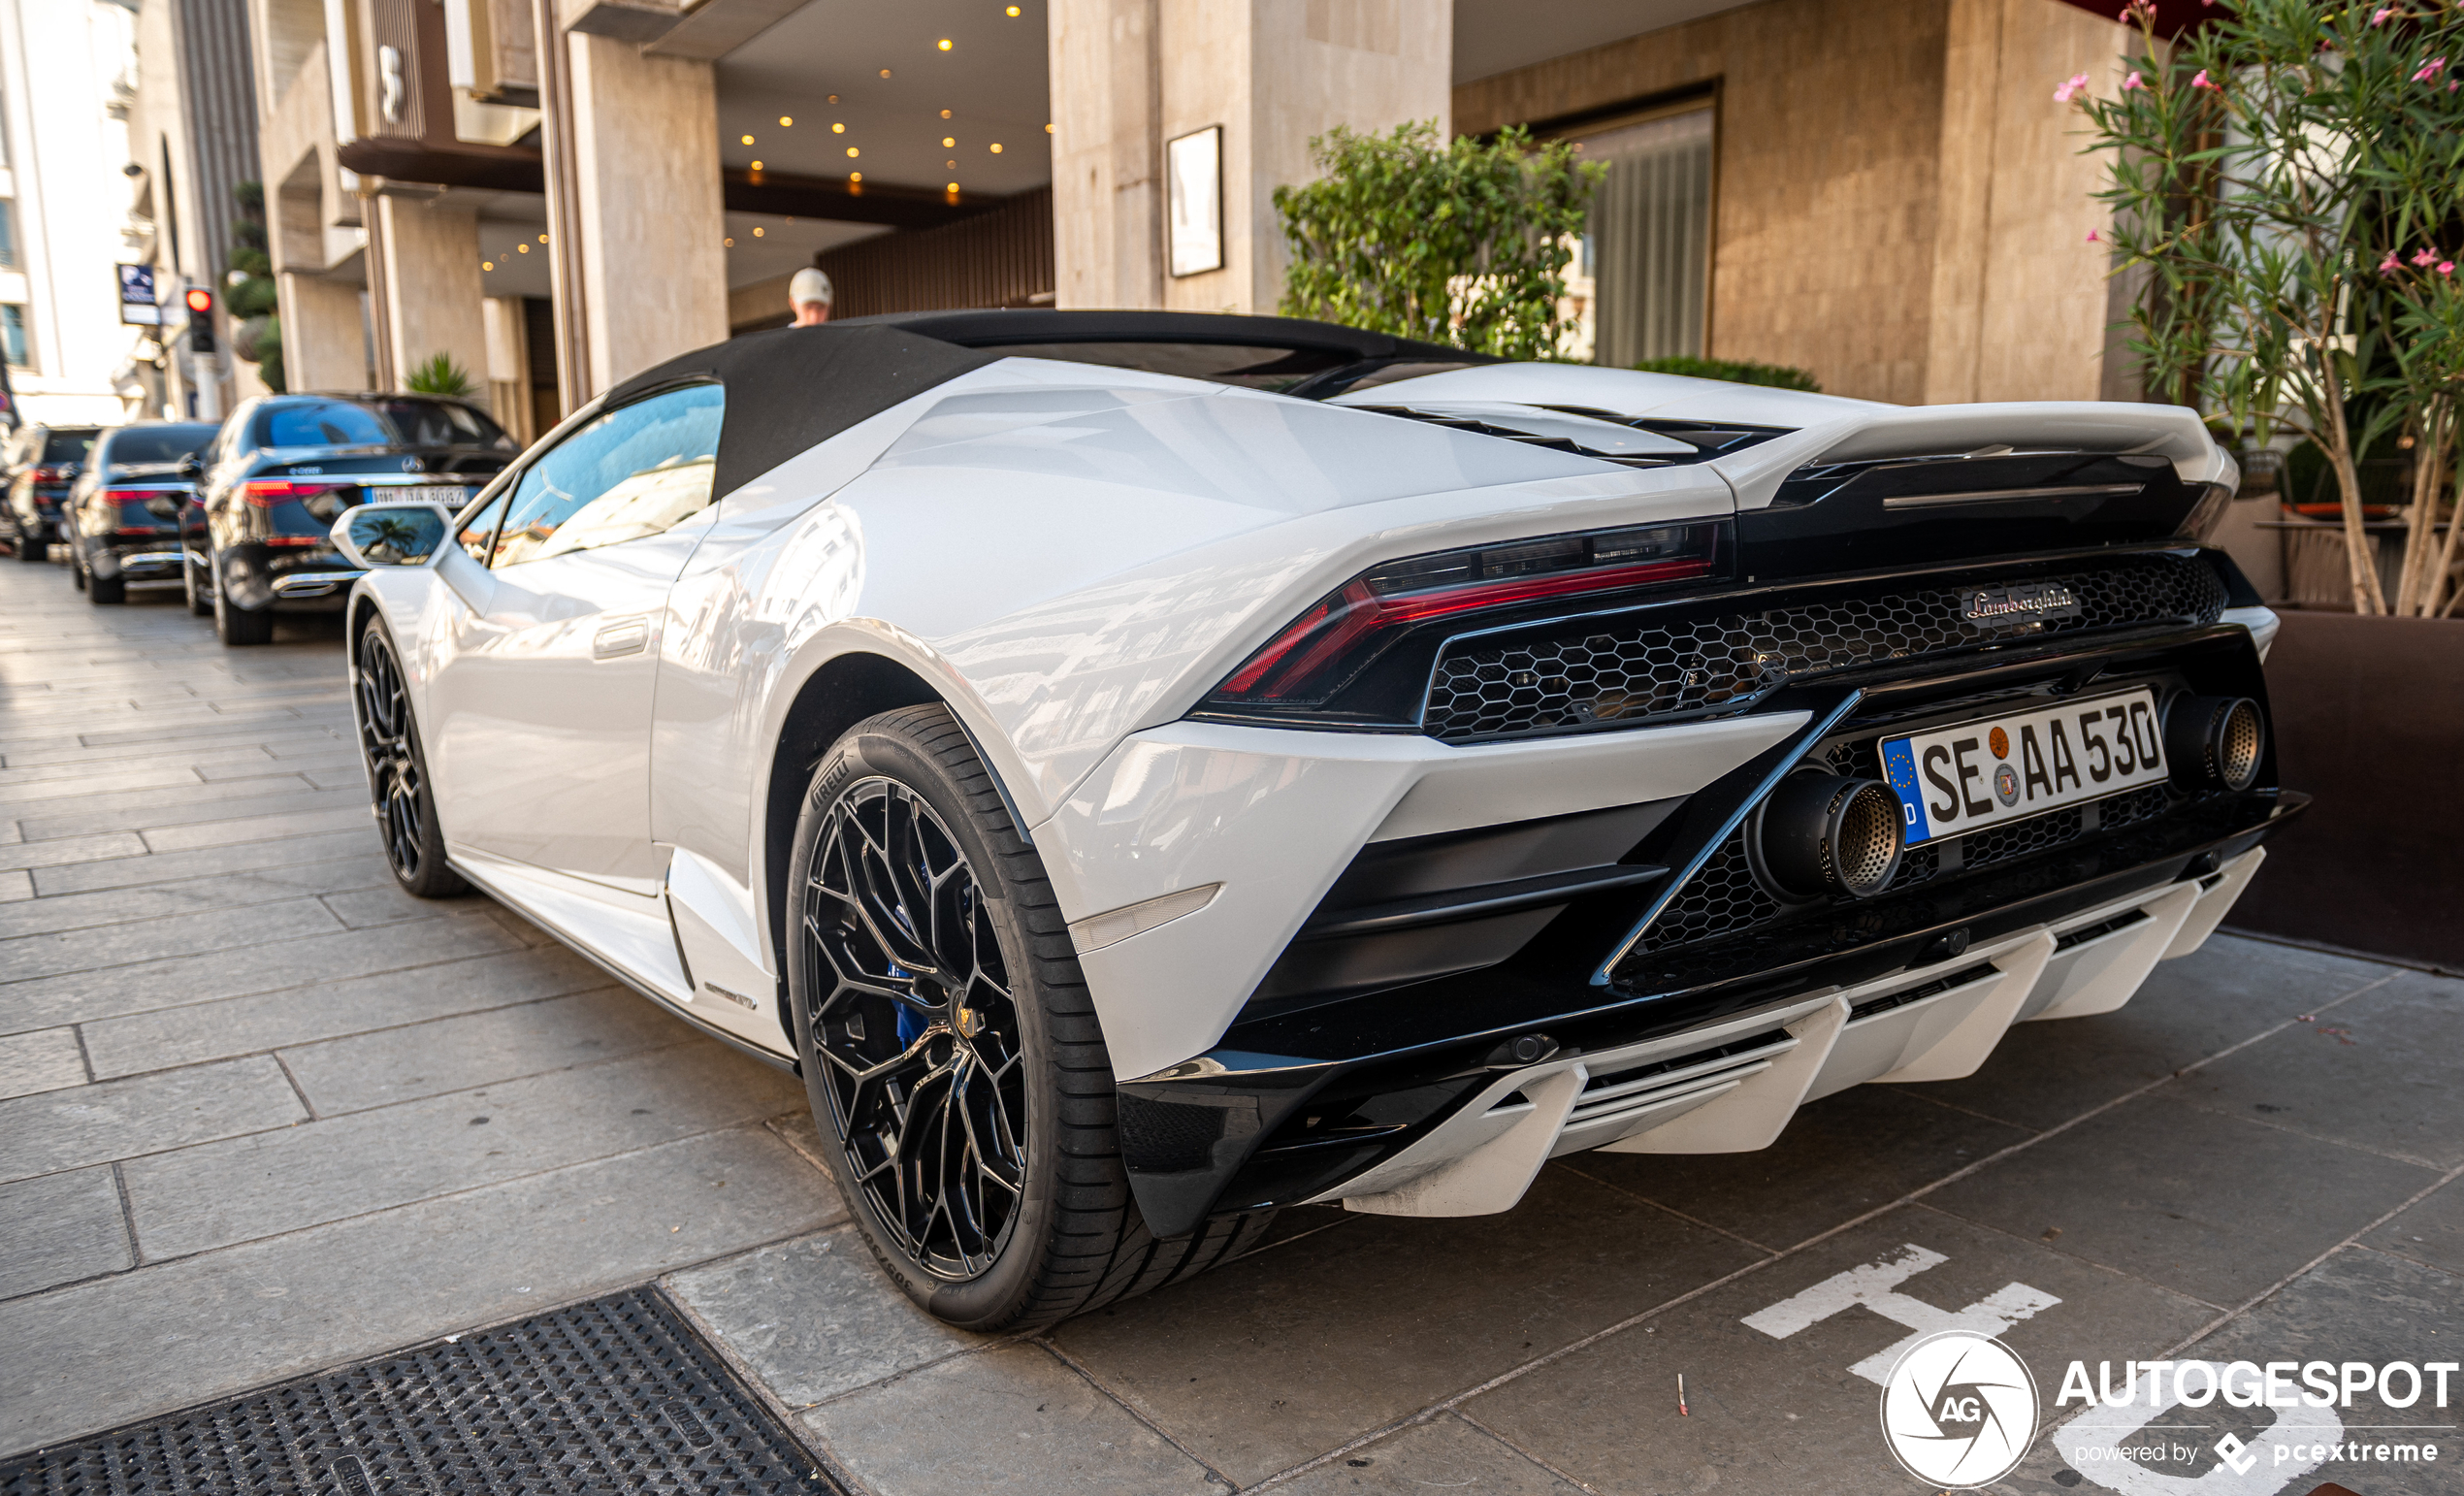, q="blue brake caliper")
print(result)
[888,963,924,1046]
